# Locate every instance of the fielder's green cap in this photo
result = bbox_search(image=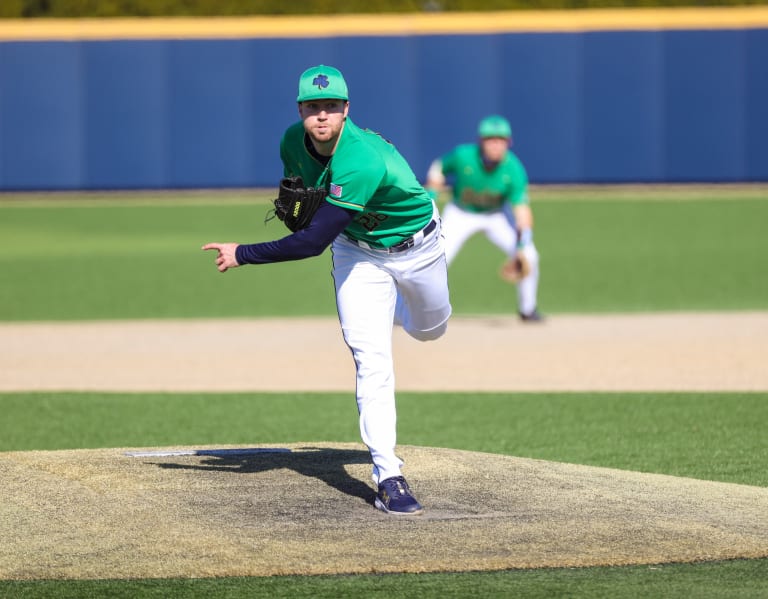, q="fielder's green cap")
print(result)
[297,65,349,103]
[478,115,512,139]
